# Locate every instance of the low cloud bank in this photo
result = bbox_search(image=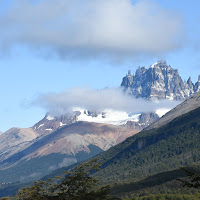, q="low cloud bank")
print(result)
[34,87,180,115]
